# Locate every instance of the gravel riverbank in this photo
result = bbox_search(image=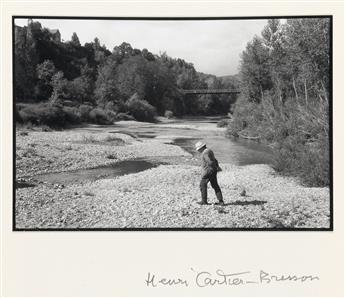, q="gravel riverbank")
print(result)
[15,122,330,229]
[16,128,189,177]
